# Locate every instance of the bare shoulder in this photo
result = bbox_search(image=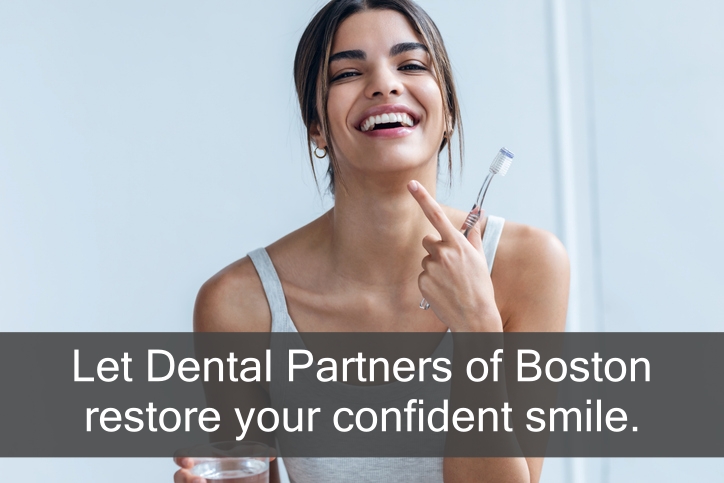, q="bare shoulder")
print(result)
[194,256,271,333]
[495,221,569,276]
[193,213,329,333]
[493,220,570,332]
